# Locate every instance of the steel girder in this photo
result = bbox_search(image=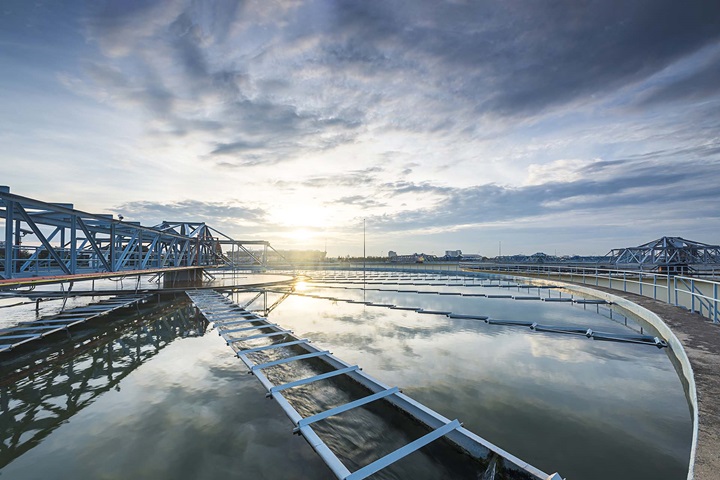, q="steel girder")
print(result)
[0,187,271,280]
[607,236,720,267]
[153,221,271,270]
